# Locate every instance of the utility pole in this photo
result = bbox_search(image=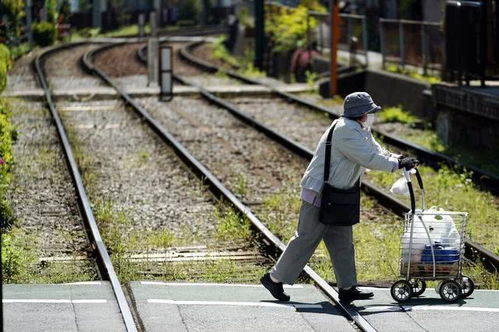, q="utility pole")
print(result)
[254,0,265,70]
[329,0,340,96]
[93,0,102,29]
[154,0,161,27]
